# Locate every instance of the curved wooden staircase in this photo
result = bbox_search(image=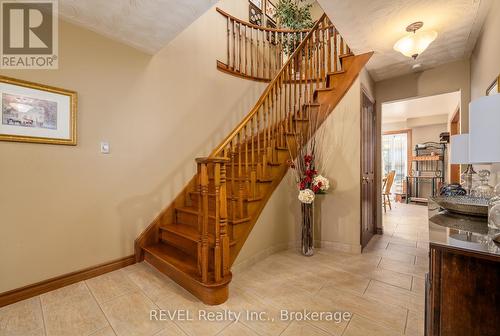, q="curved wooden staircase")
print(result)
[135,11,372,305]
